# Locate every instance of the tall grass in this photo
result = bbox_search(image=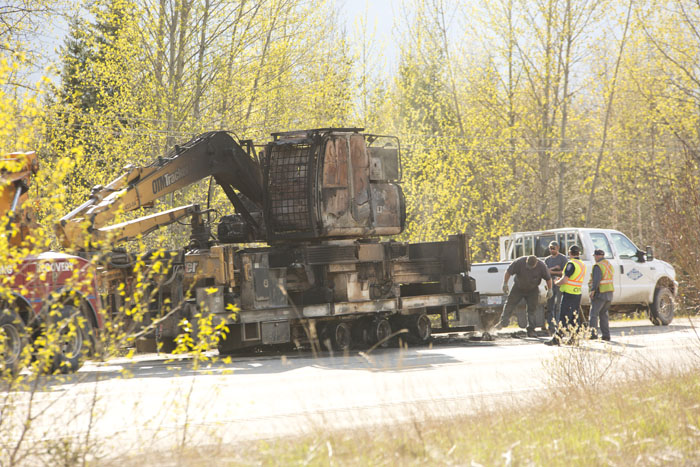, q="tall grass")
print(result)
[124,334,700,466]
[160,369,697,466]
